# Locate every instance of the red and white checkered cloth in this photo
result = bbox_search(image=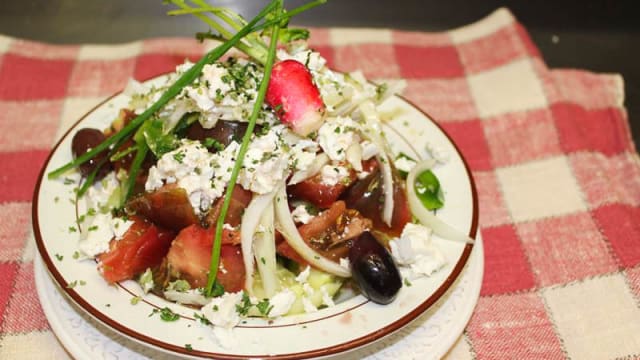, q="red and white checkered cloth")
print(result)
[1,8,639,359]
